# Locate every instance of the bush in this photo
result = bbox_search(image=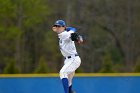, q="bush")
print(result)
[134,58,140,72]
[34,56,49,73]
[3,61,20,74]
[76,68,82,73]
[99,53,115,73]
